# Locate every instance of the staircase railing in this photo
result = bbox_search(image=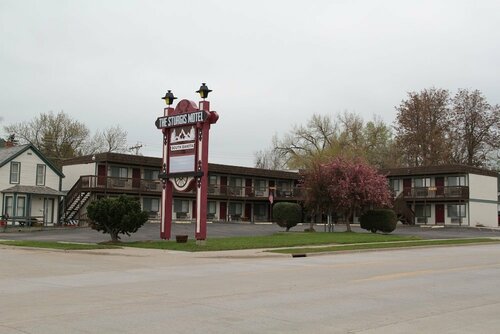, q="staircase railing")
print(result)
[393,192,415,224]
